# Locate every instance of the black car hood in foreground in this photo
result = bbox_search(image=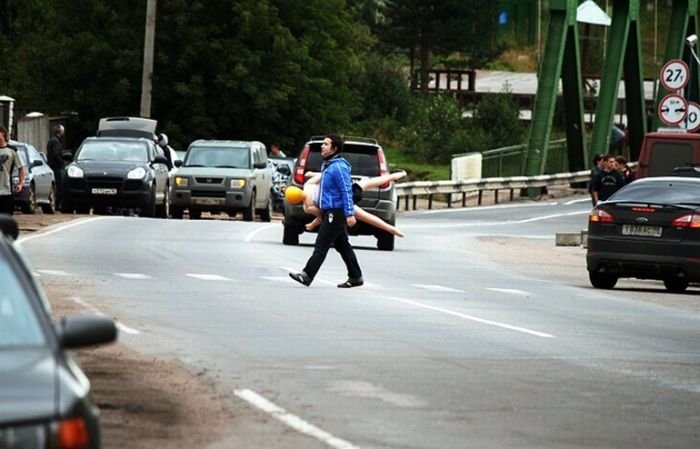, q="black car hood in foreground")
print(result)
[74,160,150,176]
[0,348,61,423]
